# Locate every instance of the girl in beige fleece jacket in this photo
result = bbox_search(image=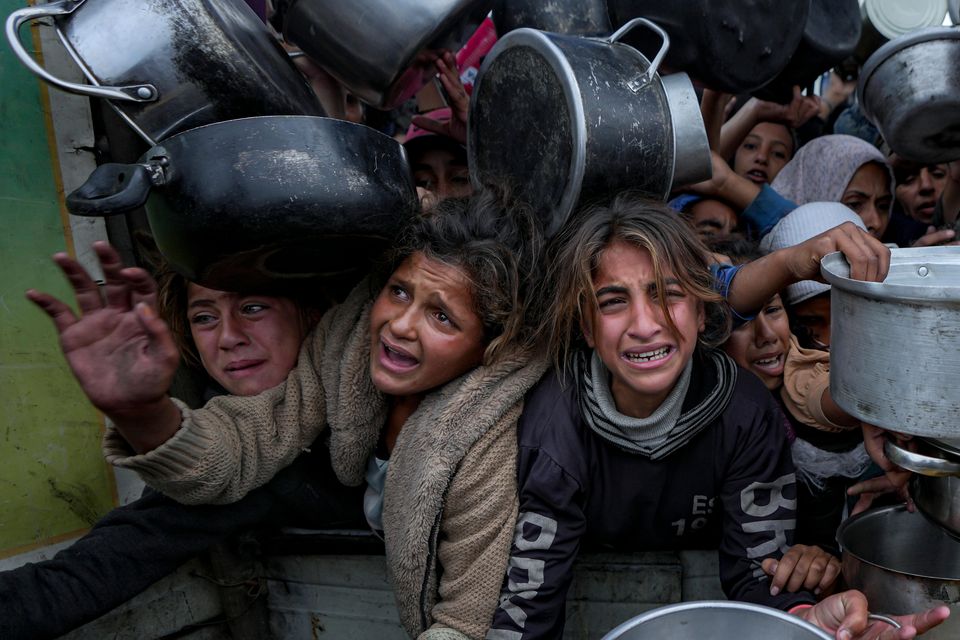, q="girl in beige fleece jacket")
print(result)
[28,189,548,640]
